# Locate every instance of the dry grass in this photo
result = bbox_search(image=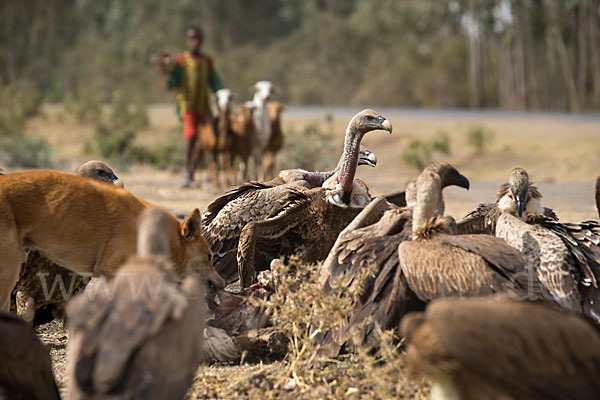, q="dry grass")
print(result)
[189,257,427,399]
